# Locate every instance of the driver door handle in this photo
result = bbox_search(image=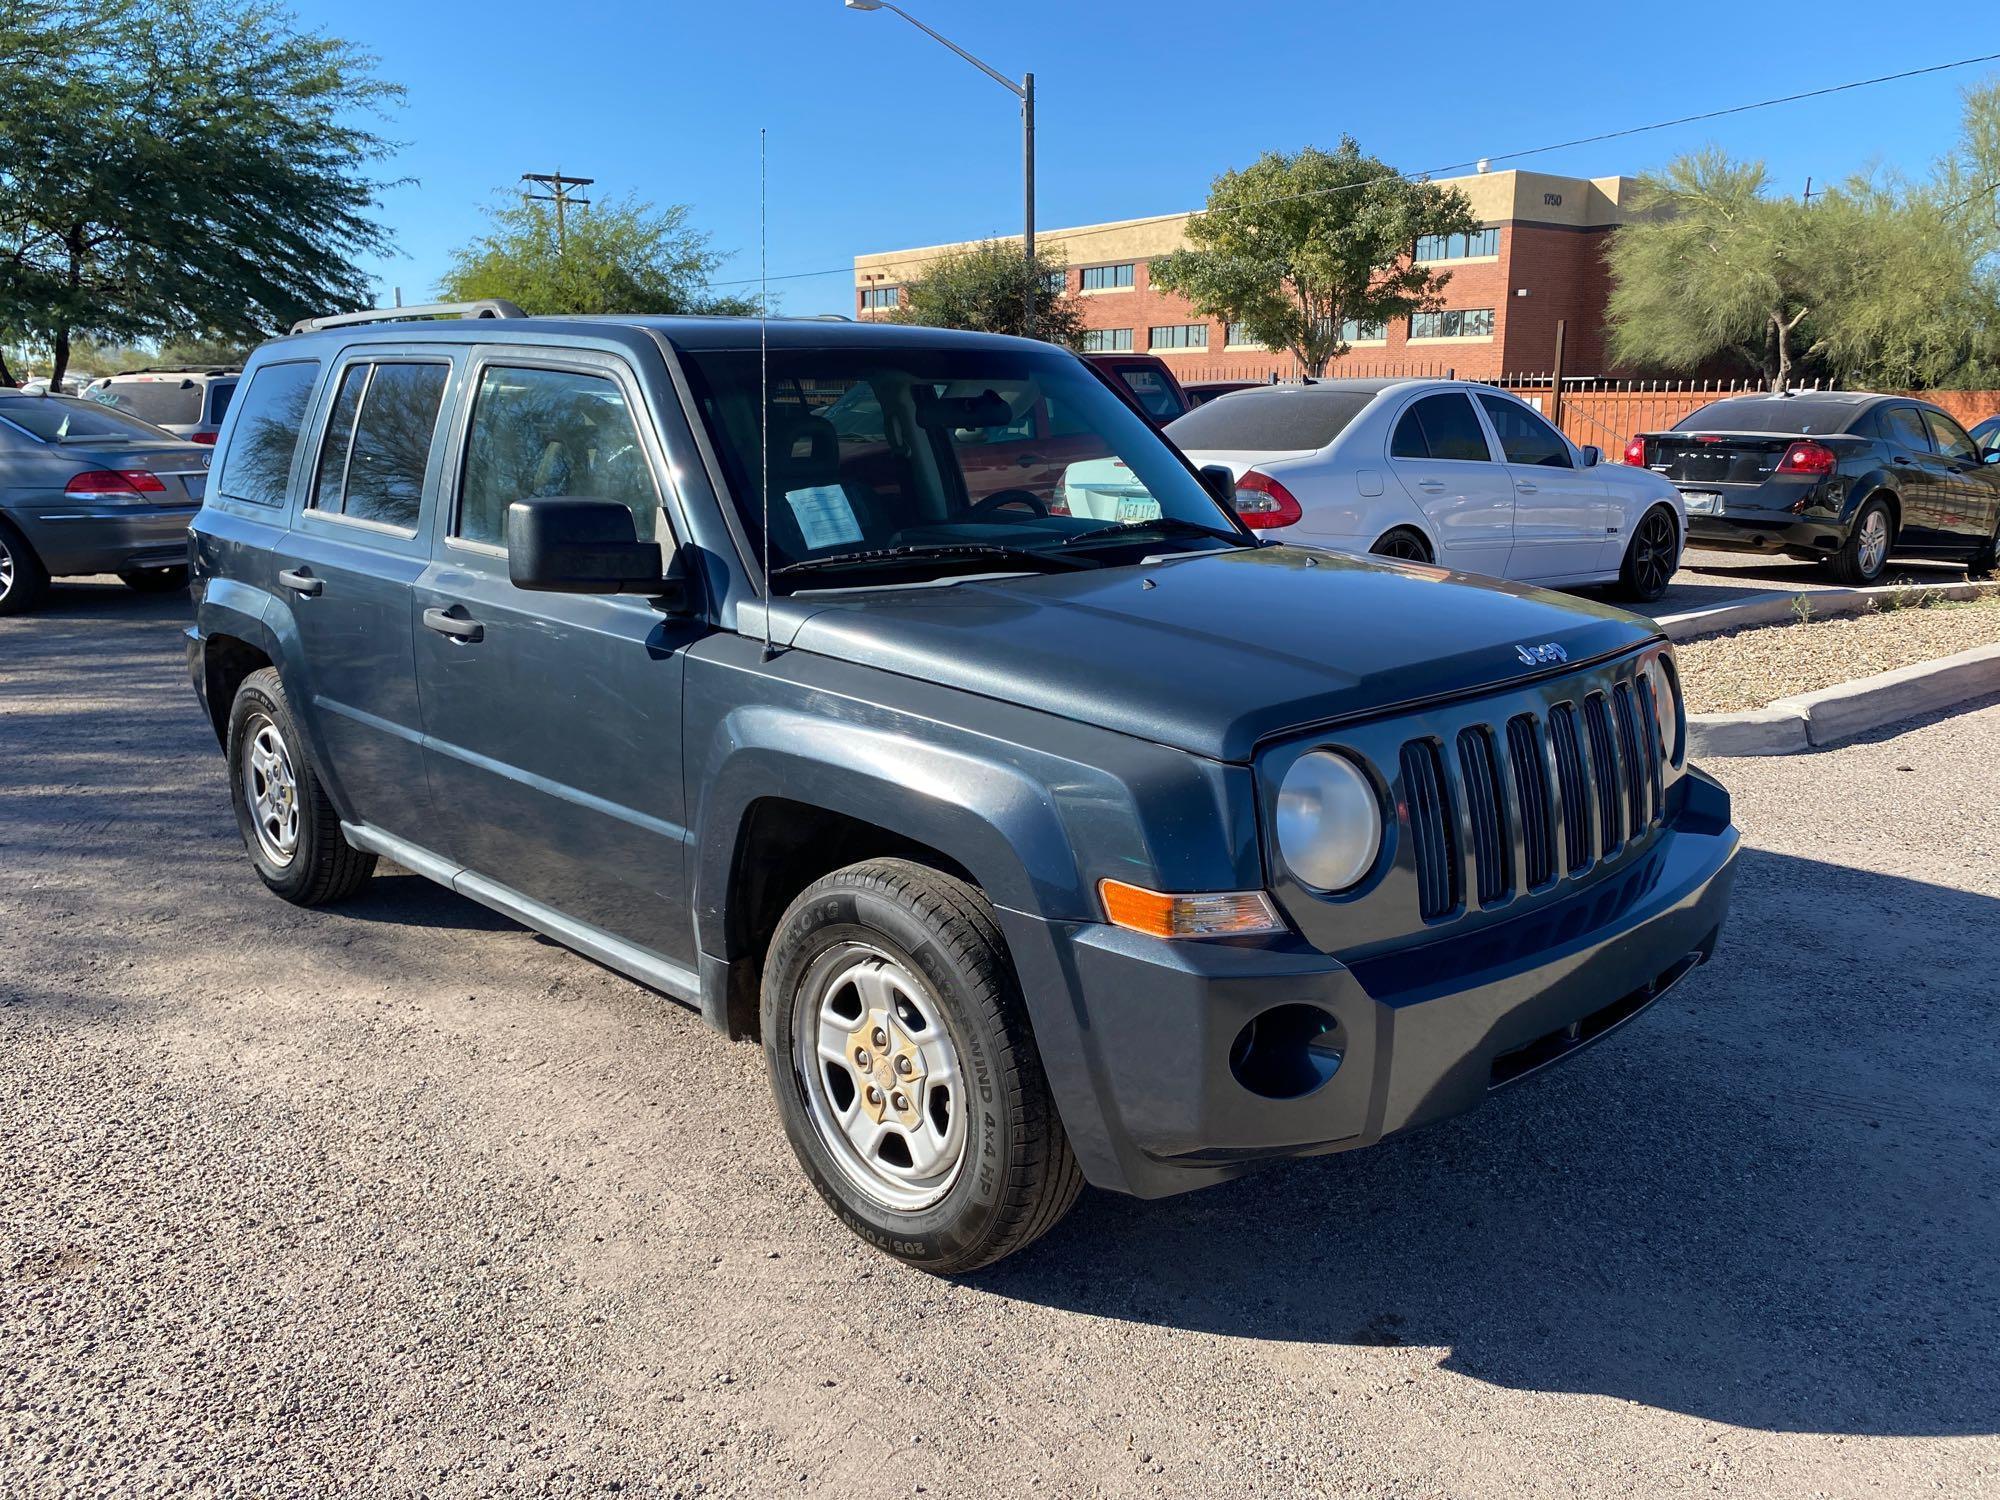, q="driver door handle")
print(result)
[423,606,484,643]
[277,567,322,597]
[1014,453,1045,467]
